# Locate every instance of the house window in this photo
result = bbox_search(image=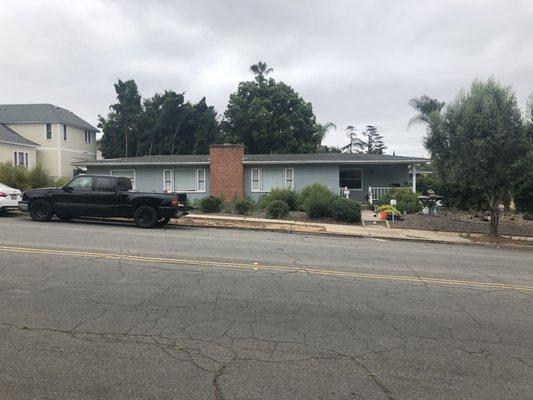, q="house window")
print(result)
[111,170,136,190]
[197,169,205,192]
[251,168,294,192]
[46,123,52,140]
[63,125,68,141]
[163,170,172,192]
[84,131,92,143]
[13,152,29,168]
[339,168,362,190]
[163,169,206,192]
